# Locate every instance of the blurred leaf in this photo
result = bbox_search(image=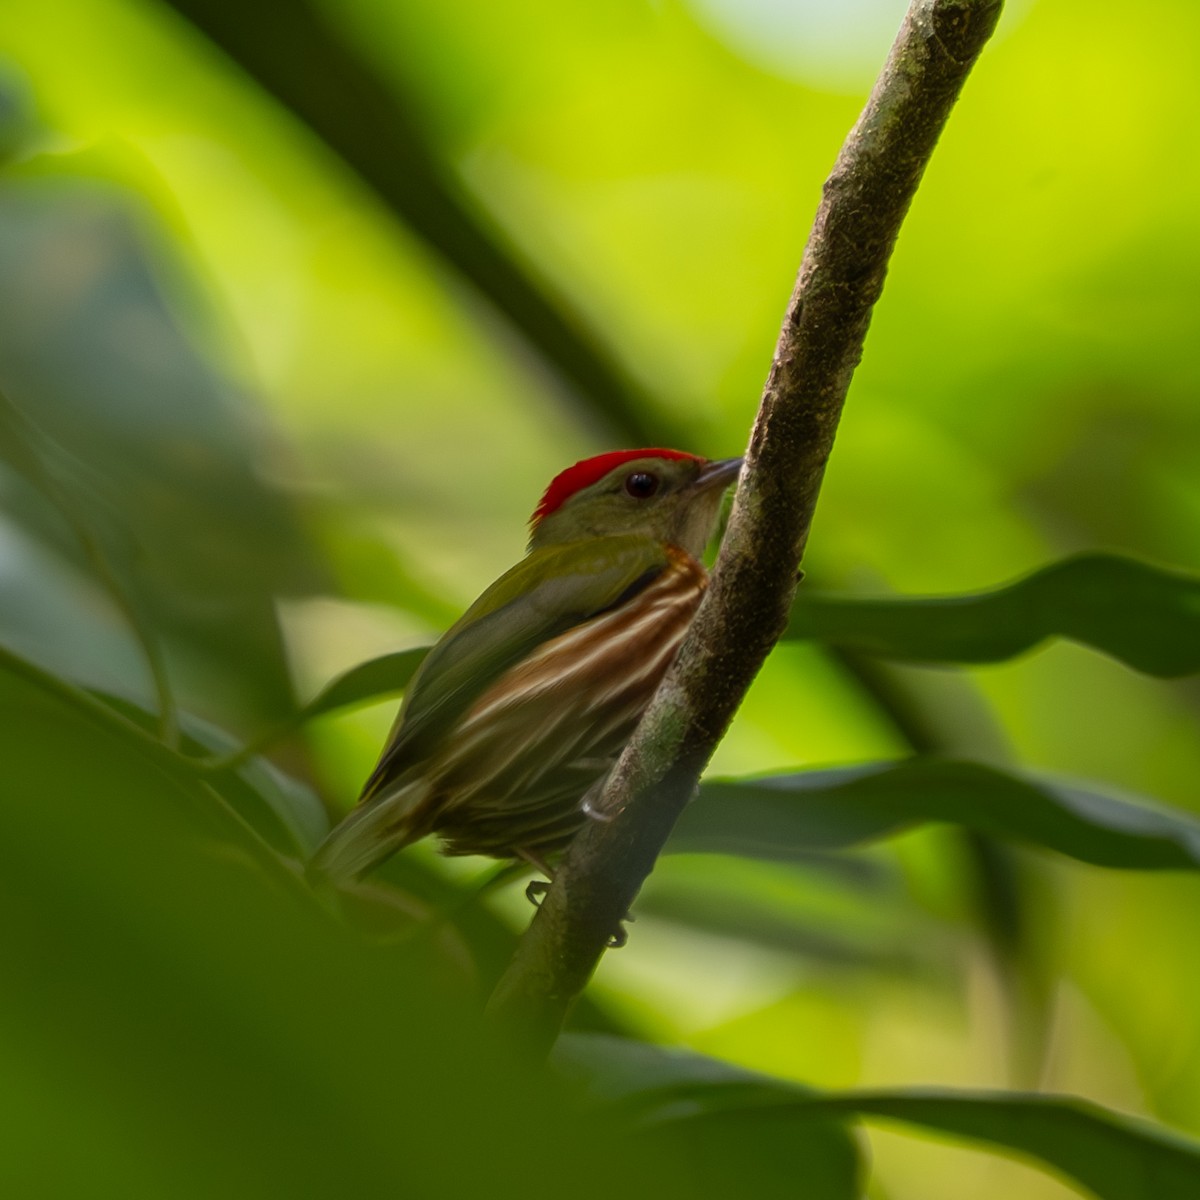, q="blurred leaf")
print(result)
[190,648,430,782]
[677,760,1200,871]
[312,503,461,629]
[844,1091,1200,1200]
[639,852,934,977]
[303,647,429,720]
[0,671,717,1200]
[787,554,1200,677]
[0,170,323,724]
[0,66,37,164]
[0,634,323,860]
[638,1103,861,1200]
[159,0,677,446]
[170,705,329,856]
[556,1035,1200,1200]
[0,387,175,736]
[556,1036,861,1199]
[0,514,152,700]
